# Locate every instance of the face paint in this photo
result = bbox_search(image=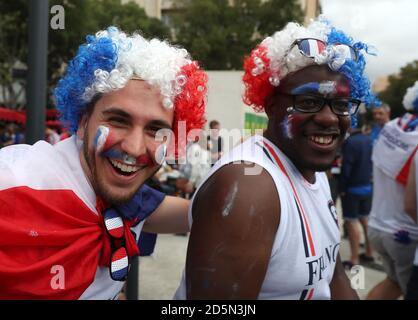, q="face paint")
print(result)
[291,81,351,97]
[280,114,294,140]
[102,148,154,166]
[221,182,238,218]
[93,125,111,153]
